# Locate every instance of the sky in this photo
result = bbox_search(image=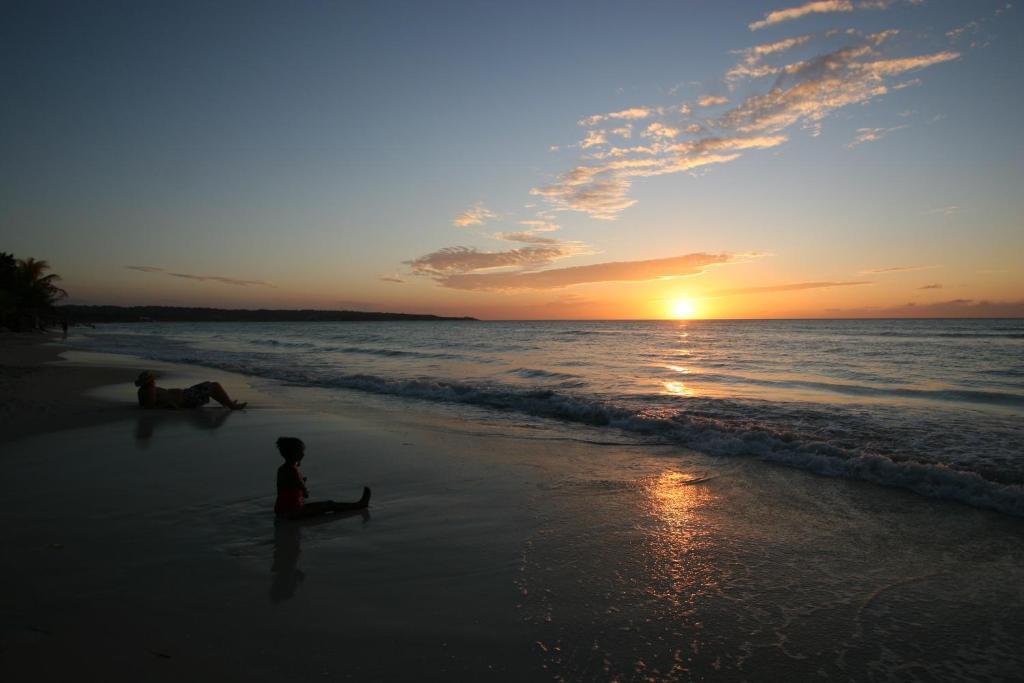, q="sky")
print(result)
[1,0,1022,319]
